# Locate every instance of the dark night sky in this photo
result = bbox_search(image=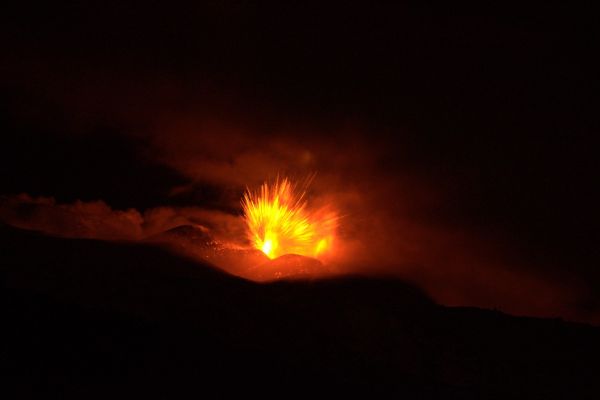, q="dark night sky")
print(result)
[1,3,598,321]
